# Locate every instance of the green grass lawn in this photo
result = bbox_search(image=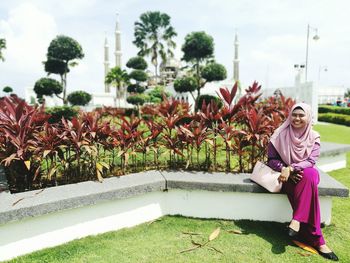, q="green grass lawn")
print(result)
[7,123,350,263]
